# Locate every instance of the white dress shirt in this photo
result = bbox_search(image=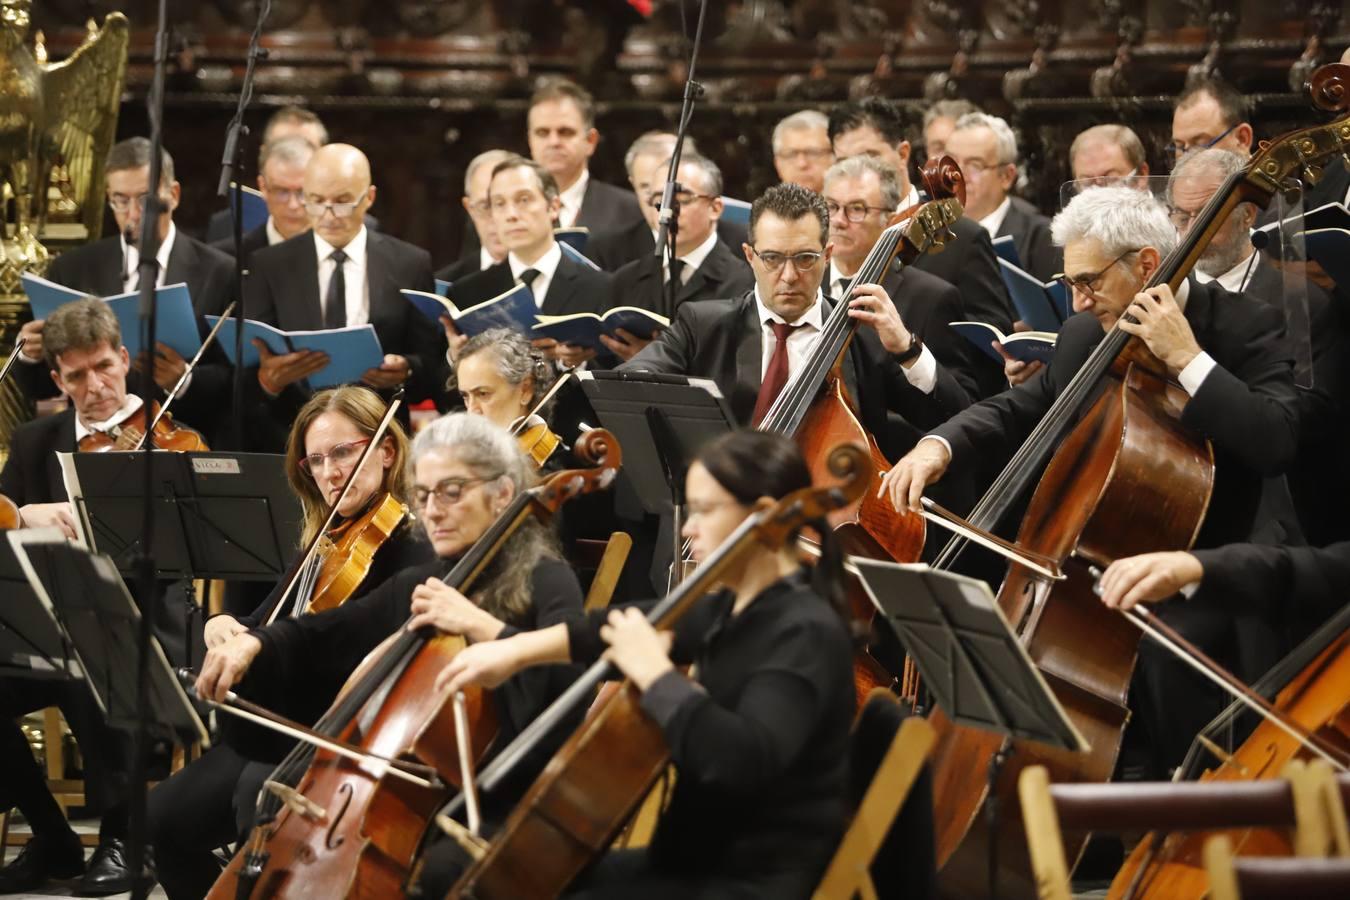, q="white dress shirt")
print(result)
[557,170,589,229]
[479,246,498,272]
[977,196,1012,238]
[315,227,370,327]
[265,217,287,246]
[753,286,825,381]
[121,222,177,292]
[509,241,563,308]
[664,229,720,285]
[74,394,144,443]
[1195,249,1260,294]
